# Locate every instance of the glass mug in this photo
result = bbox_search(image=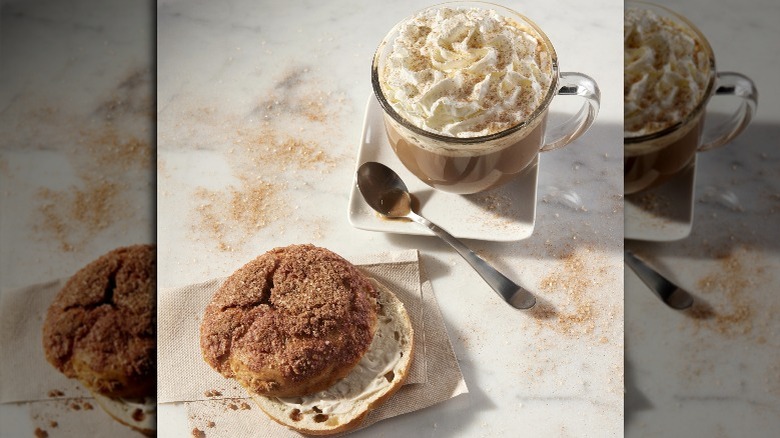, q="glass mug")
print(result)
[624,1,758,195]
[371,2,600,195]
